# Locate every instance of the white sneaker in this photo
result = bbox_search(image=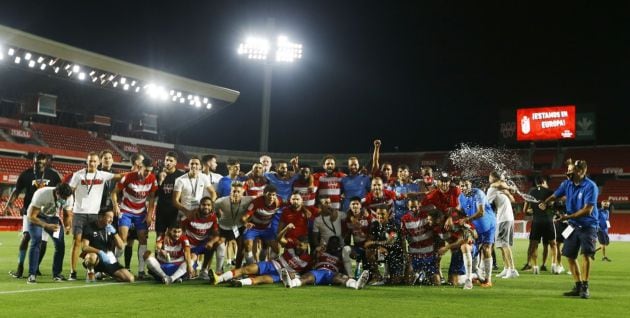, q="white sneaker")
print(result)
[463,279,473,290]
[356,270,369,290]
[532,266,540,275]
[496,268,508,278]
[162,276,173,285]
[280,268,293,288]
[512,269,519,277]
[550,264,557,274]
[502,269,517,279]
[199,270,210,281]
[556,266,565,274]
